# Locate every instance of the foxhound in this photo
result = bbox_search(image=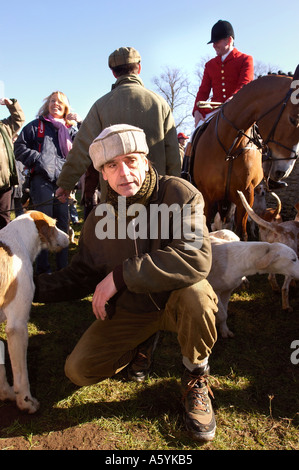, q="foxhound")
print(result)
[208,229,299,338]
[0,211,69,413]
